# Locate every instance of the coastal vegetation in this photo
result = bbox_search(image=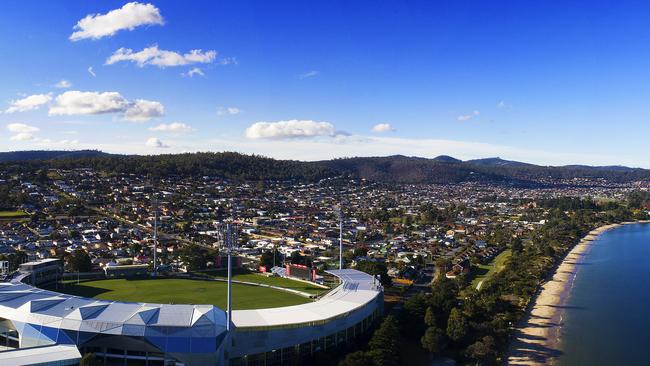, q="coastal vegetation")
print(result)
[343,193,650,366]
